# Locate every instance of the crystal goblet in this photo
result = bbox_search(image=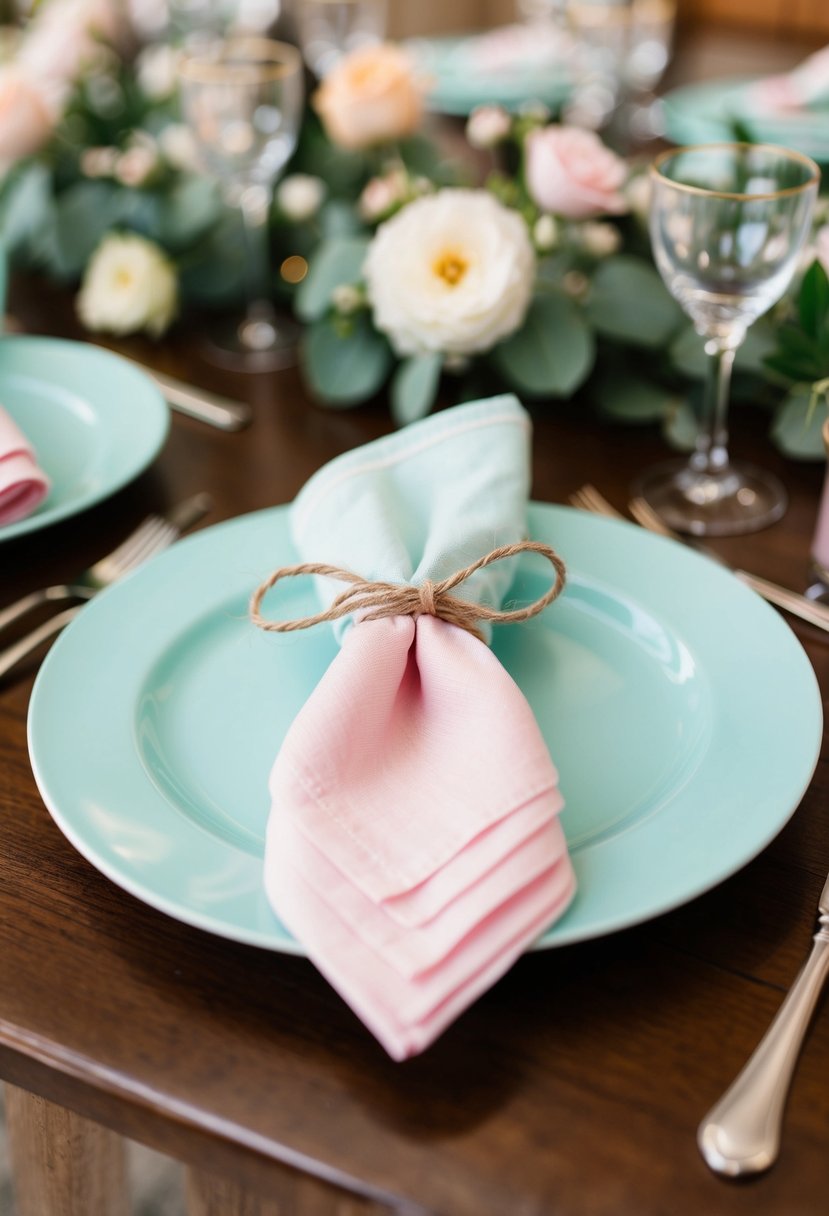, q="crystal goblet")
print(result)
[635,142,820,535]
[180,36,305,370]
[296,0,387,78]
